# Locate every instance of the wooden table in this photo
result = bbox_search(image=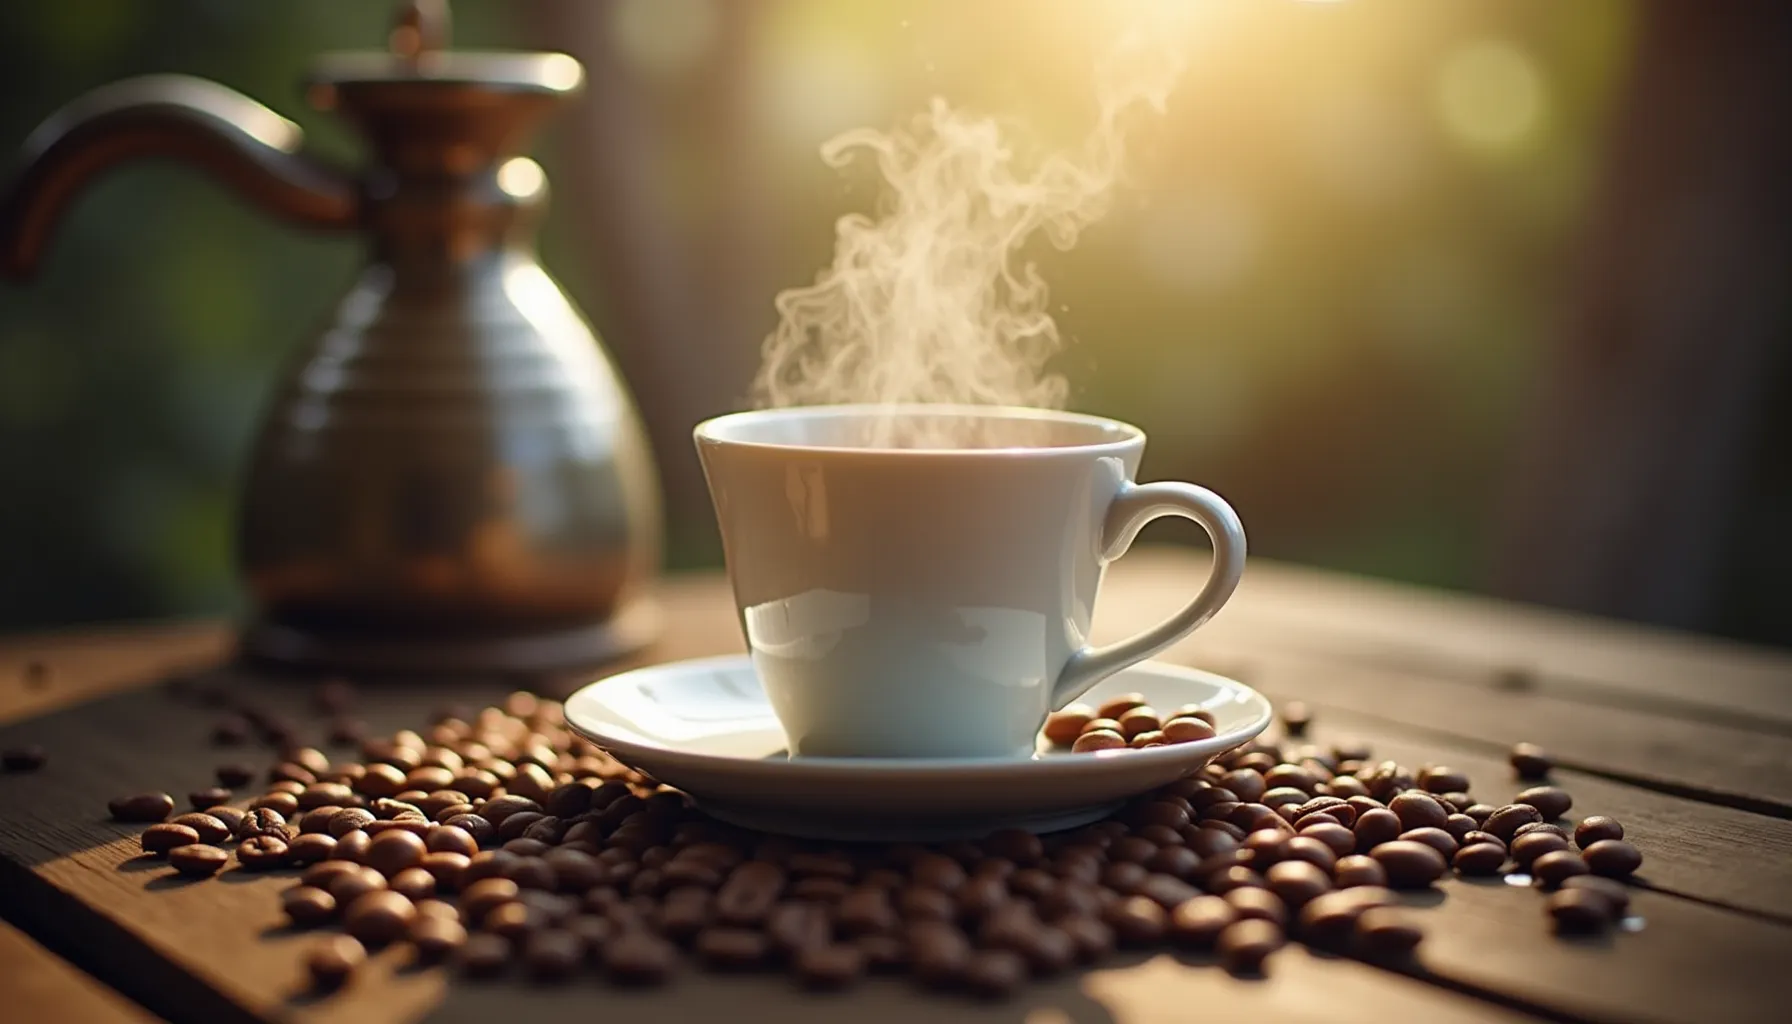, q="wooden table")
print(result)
[2,548,1789,1024]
